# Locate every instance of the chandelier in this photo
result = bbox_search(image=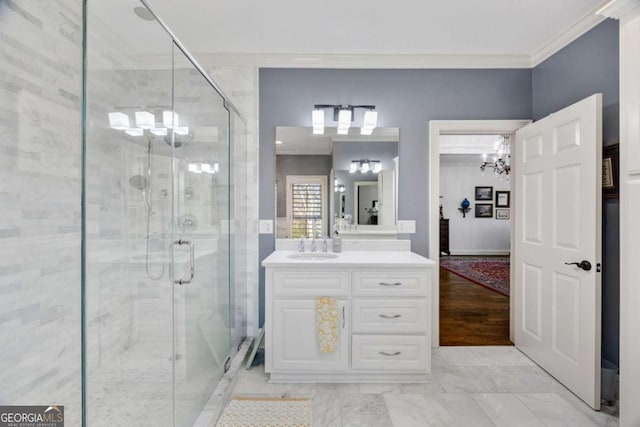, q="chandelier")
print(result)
[480,135,511,179]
